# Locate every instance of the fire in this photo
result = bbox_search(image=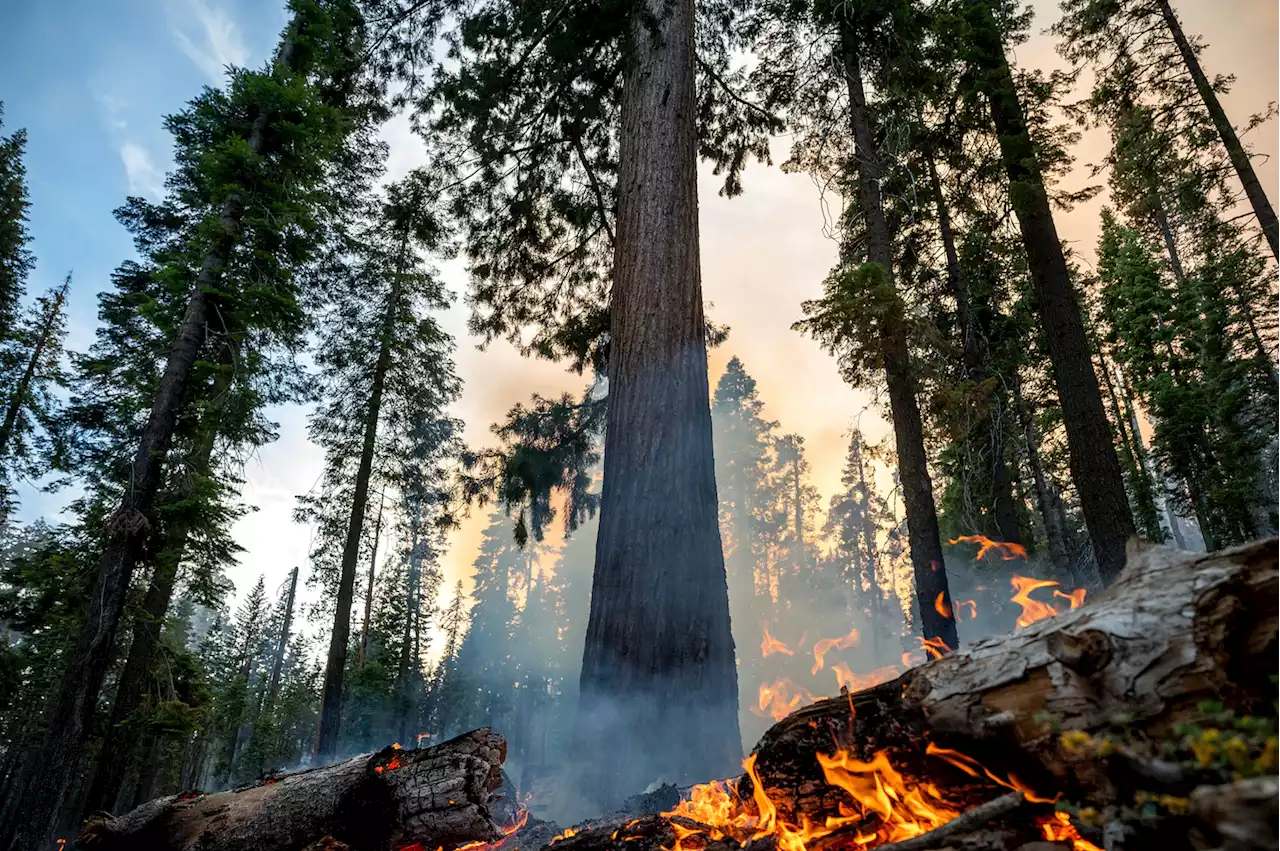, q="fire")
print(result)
[450,809,531,851]
[762,625,795,658]
[551,828,578,843]
[948,534,1027,561]
[755,678,818,722]
[664,742,1043,851]
[375,753,405,775]
[933,593,951,619]
[832,663,900,693]
[954,599,977,620]
[1010,576,1088,628]
[417,732,432,744]
[917,636,950,660]
[1038,811,1103,851]
[811,627,860,675]
[925,744,1057,804]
